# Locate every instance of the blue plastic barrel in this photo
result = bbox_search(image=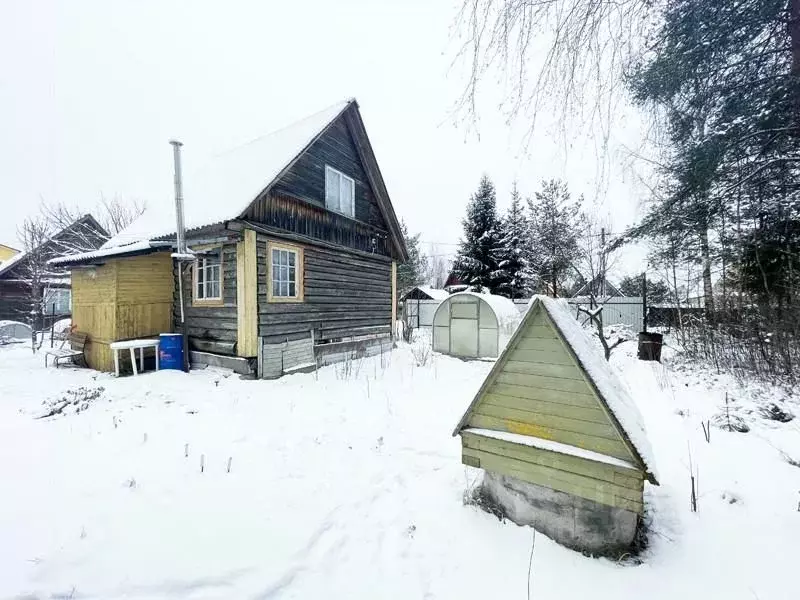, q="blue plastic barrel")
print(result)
[159,333,184,371]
